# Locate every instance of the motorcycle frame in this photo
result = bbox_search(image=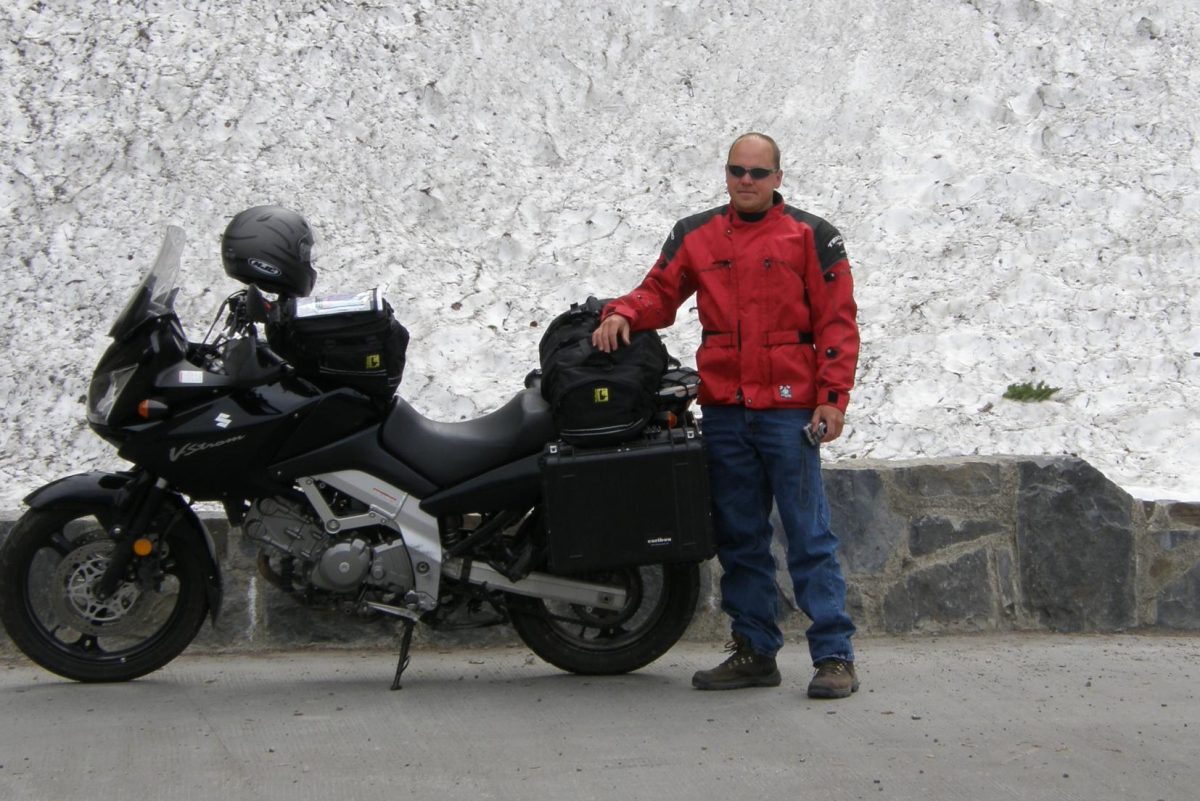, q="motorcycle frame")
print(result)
[296,469,626,613]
